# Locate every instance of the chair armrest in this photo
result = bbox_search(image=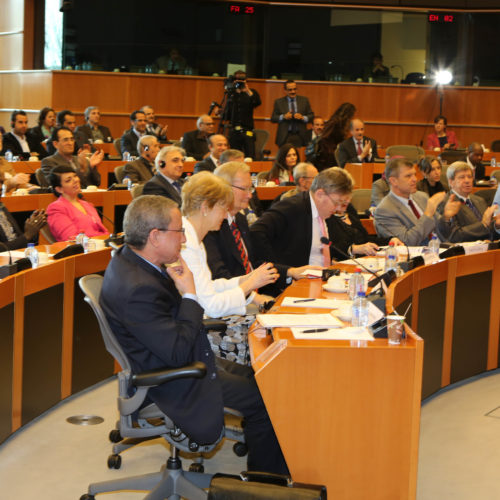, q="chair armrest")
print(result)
[132,361,207,387]
[202,318,227,333]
